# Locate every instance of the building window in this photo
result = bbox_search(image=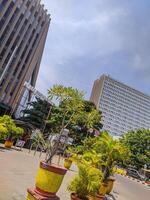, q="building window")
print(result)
[26,0,30,8]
